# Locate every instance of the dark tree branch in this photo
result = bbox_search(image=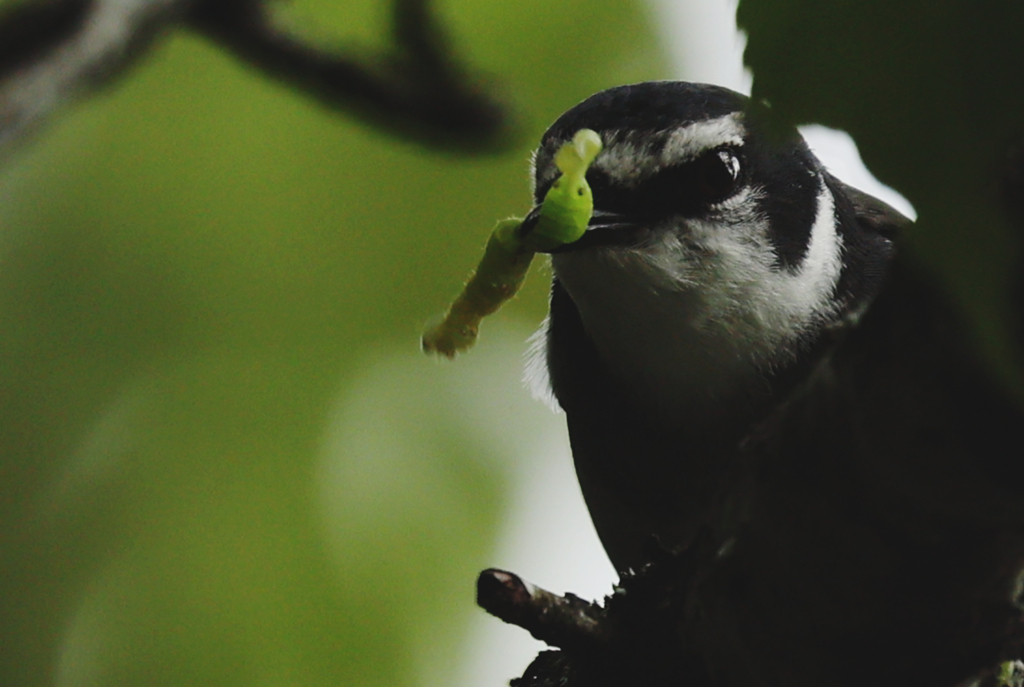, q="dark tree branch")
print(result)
[0,0,514,156]
[0,0,184,152]
[0,0,94,75]
[391,0,449,73]
[477,569,610,653]
[477,539,717,687]
[185,0,512,153]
